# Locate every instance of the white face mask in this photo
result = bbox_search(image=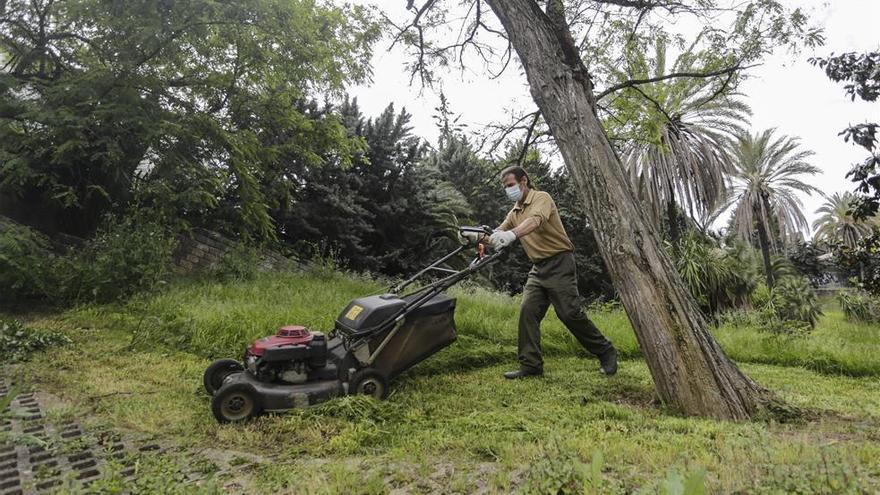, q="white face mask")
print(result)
[505,184,523,202]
